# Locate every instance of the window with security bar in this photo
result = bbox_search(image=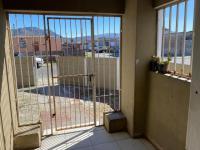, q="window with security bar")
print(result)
[157,0,195,77]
